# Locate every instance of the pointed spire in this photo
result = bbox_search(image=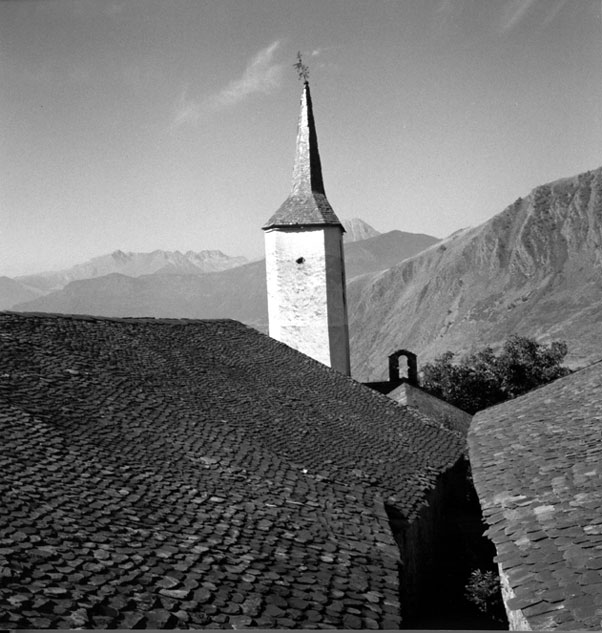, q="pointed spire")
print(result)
[291,81,326,197]
[263,81,342,230]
